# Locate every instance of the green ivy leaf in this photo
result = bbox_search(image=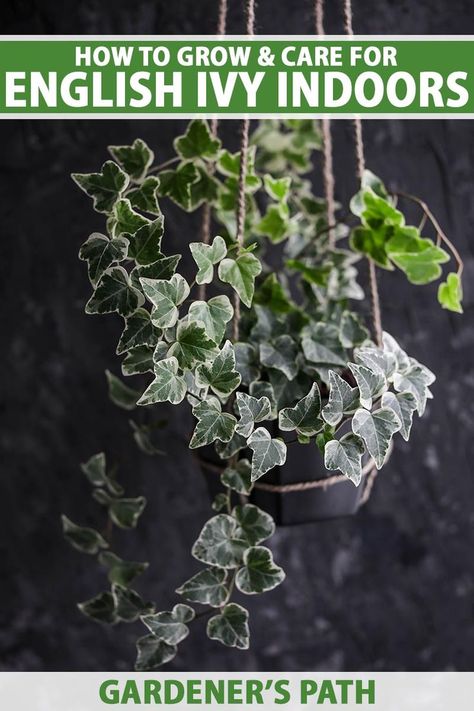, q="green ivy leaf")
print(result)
[79,232,129,286]
[169,321,218,371]
[174,119,221,161]
[234,343,261,386]
[393,362,435,416]
[111,198,149,237]
[362,189,404,229]
[322,371,360,426]
[247,427,287,481]
[108,496,147,529]
[192,514,248,568]
[72,160,129,214]
[350,169,389,216]
[189,166,220,209]
[158,162,199,211]
[438,272,463,313]
[235,392,272,439]
[256,203,293,244]
[78,591,116,624]
[124,216,164,266]
[99,552,149,587]
[138,356,186,406]
[279,383,324,437]
[233,504,275,546]
[189,400,237,449]
[264,174,291,202]
[176,567,228,608]
[236,546,285,594]
[381,391,417,441]
[128,176,161,215]
[260,335,299,381]
[215,432,248,460]
[195,341,241,399]
[286,259,331,287]
[141,604,195,646]
[80,452,123,496]
[218,253,262,308]
[86,266,144,318]
[130,255,181,289]
[352,407,401,469]
[108,138,154,182]
[207,604,249,650]
[348,362,386,410]
[135,635,177,671]
[324,433,365,485]
[339,311,369,349]
[386,229,450,284]
[61,515,108,555]
[190,235,227,285]
[112,583,154,622]
[350,226,394,269]
[122,345,154,376]
[106,370,139,410]
[140,274,190,329]
[116,308,160,356]
[221,459,252,495]
[253,274,295,314]
[188,295,233,345]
